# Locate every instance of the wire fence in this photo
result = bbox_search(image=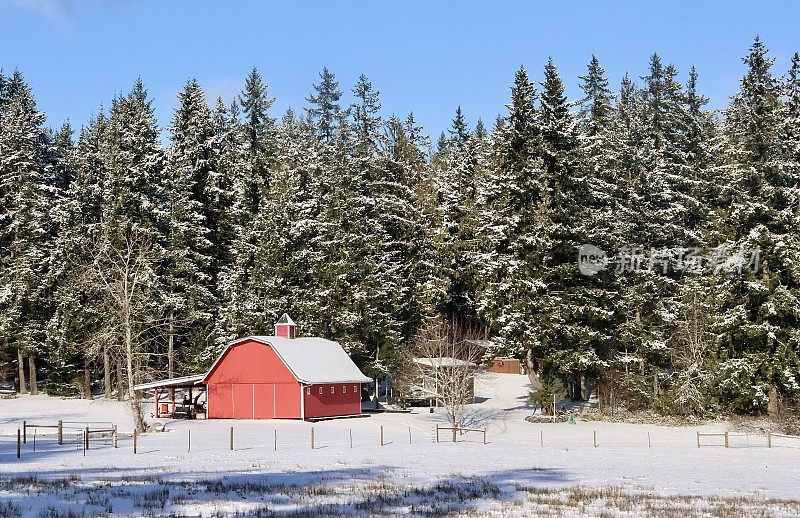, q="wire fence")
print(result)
[3,420,800,461]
